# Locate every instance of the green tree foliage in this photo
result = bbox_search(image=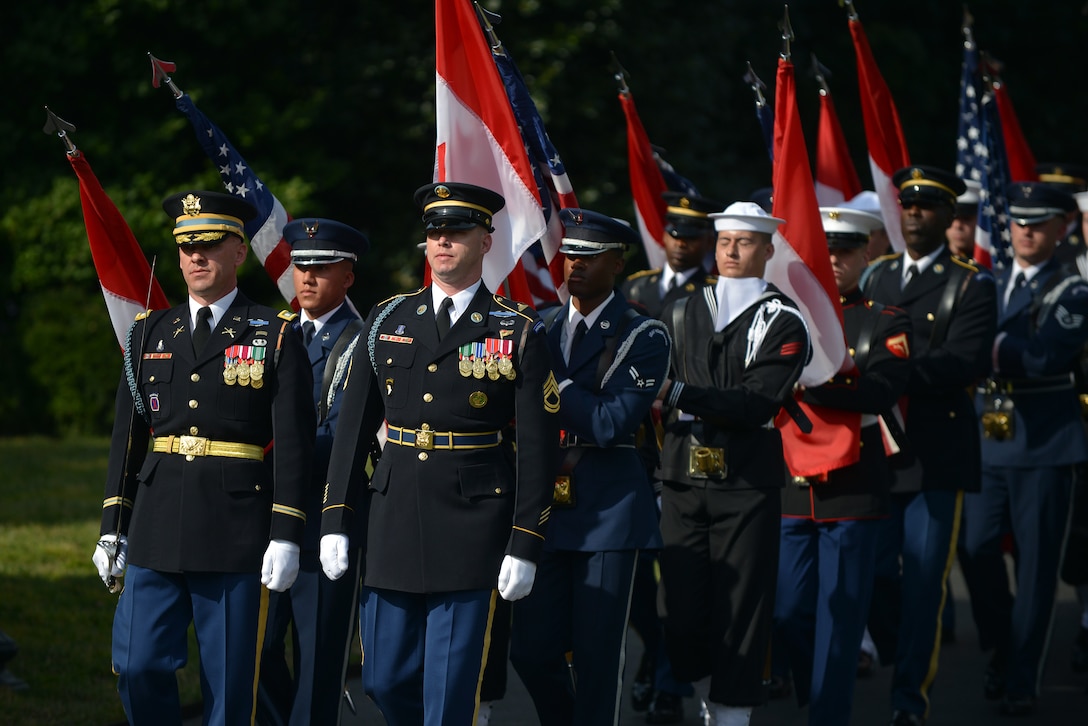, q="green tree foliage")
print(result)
[3,0,1086,434]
